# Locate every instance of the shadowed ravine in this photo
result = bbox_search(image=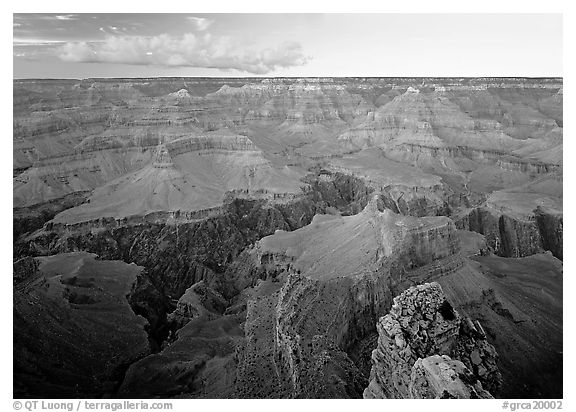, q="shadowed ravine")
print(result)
[13,77,562,399]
